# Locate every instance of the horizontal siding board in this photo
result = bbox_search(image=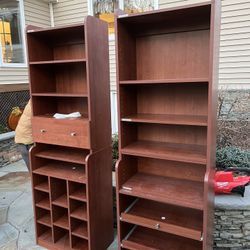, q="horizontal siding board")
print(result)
[24,0,50,27]
[53,0,88,26]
